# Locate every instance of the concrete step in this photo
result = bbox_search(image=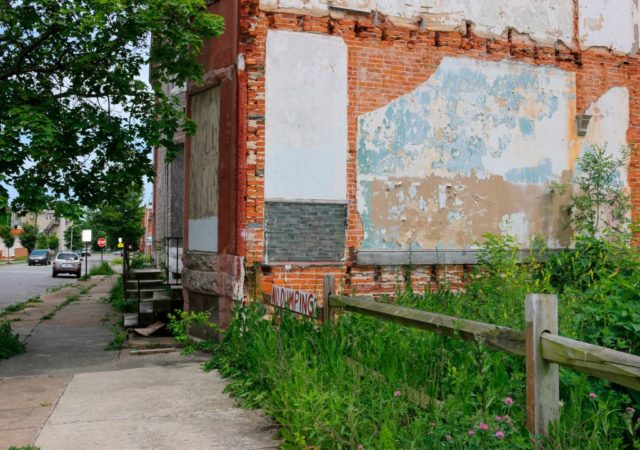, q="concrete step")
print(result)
[126,279,164,289]
[139,299,172,314]
[125,288,168,300]
[128,269,163,281]
[123,313,138,328]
